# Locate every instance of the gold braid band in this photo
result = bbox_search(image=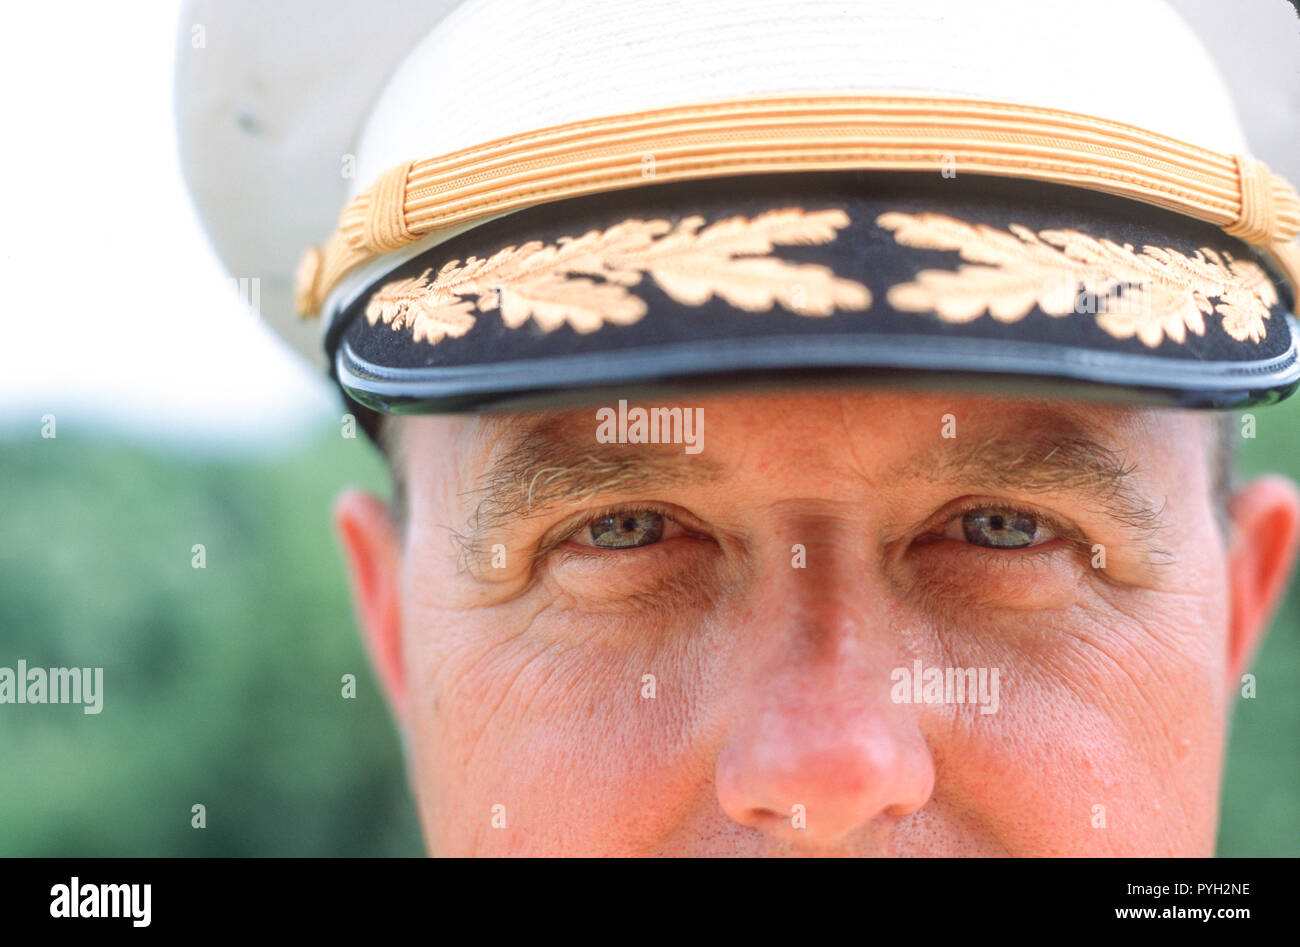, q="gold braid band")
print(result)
[295,94,1300,318]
